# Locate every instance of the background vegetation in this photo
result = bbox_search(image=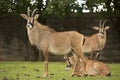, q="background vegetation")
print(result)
[0,0,120,39]
[0,0,120,61]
